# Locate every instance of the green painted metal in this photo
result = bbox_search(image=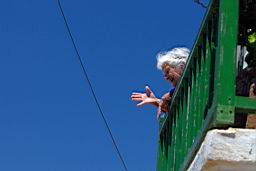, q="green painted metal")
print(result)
[157,0,256,170]
[235,96,256,113]
[213,0,239,126]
